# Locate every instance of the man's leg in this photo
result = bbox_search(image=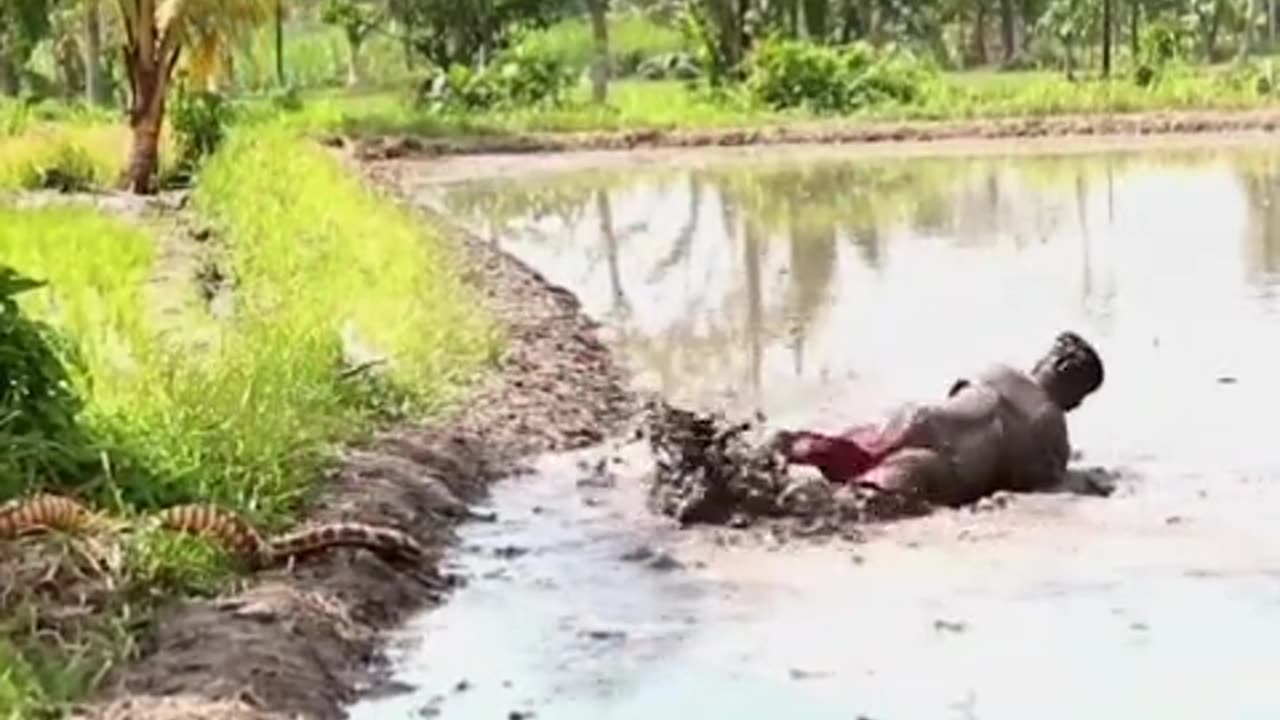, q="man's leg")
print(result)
[860,448,950,497]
